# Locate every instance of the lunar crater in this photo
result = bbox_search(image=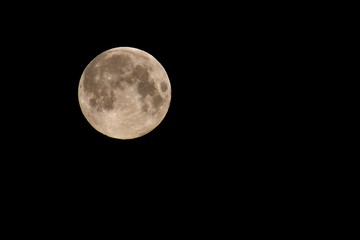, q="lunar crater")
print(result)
[160,82,168,92]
